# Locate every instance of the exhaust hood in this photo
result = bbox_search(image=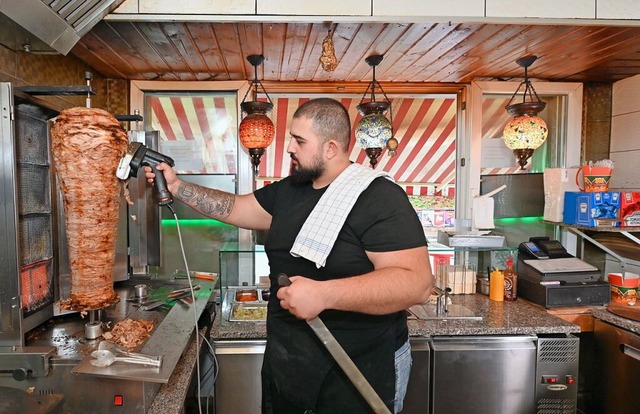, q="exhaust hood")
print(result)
[0,0,125,55]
